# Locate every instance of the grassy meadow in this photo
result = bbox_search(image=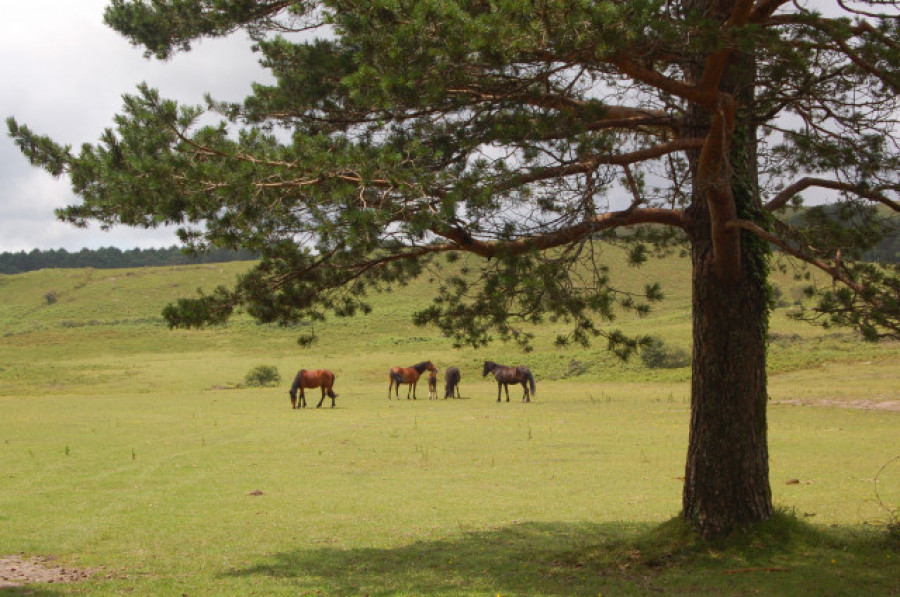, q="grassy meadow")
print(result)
[0,250,898,595]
